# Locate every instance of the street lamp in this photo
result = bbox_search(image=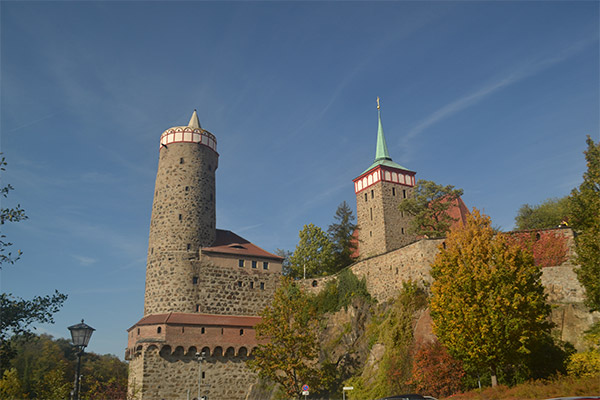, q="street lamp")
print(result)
[196,351,206,400]
[68,319,95,400]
